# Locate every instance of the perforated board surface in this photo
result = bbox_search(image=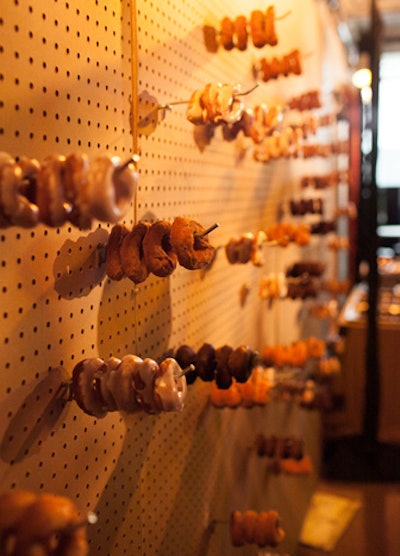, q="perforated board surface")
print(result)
[0,1,349,554]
